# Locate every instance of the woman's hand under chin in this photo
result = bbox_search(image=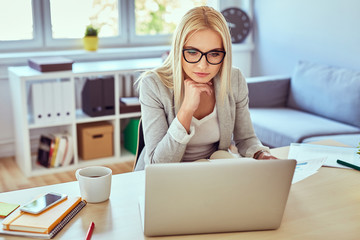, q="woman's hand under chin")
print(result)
[181,79,213,114]
[176,79,213,133]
